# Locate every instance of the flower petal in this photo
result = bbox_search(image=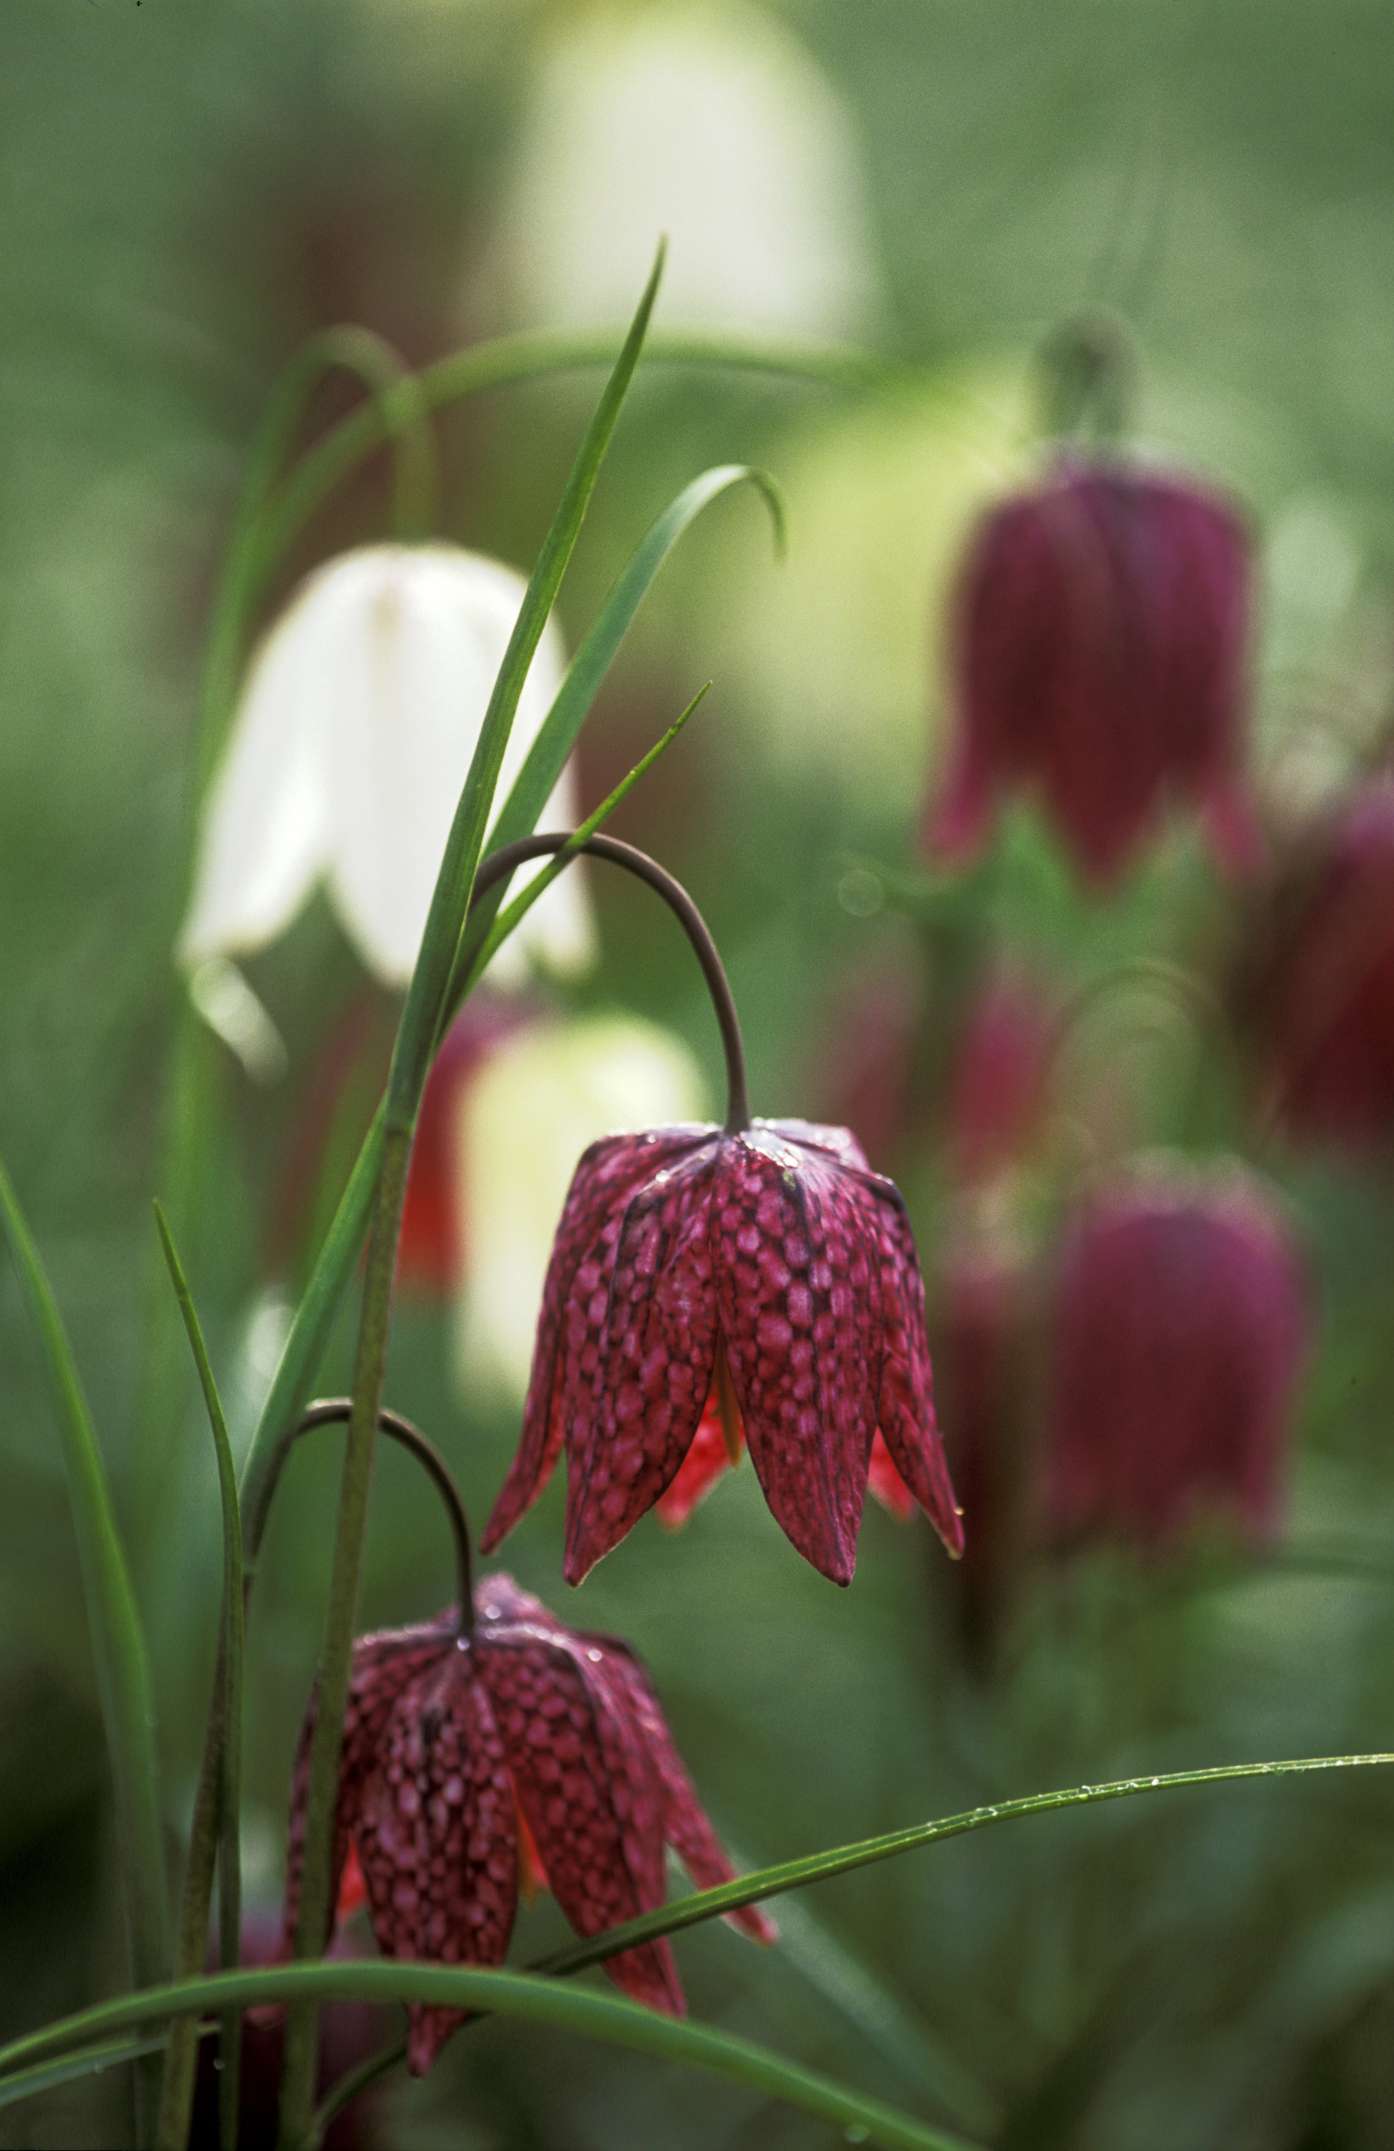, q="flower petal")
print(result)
[480,1127,710,1554]
[564,1146,721,1581]
[713,1129,882,1584]
[871,1184,965,1557]
[279,1622,451,1956]
[179,598,330,967]
[655,1386,741,1528]
[600,1645,778,1946]
[480,1635,683,2012]
[322,546,569,986]
[355,1652,518,2076]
